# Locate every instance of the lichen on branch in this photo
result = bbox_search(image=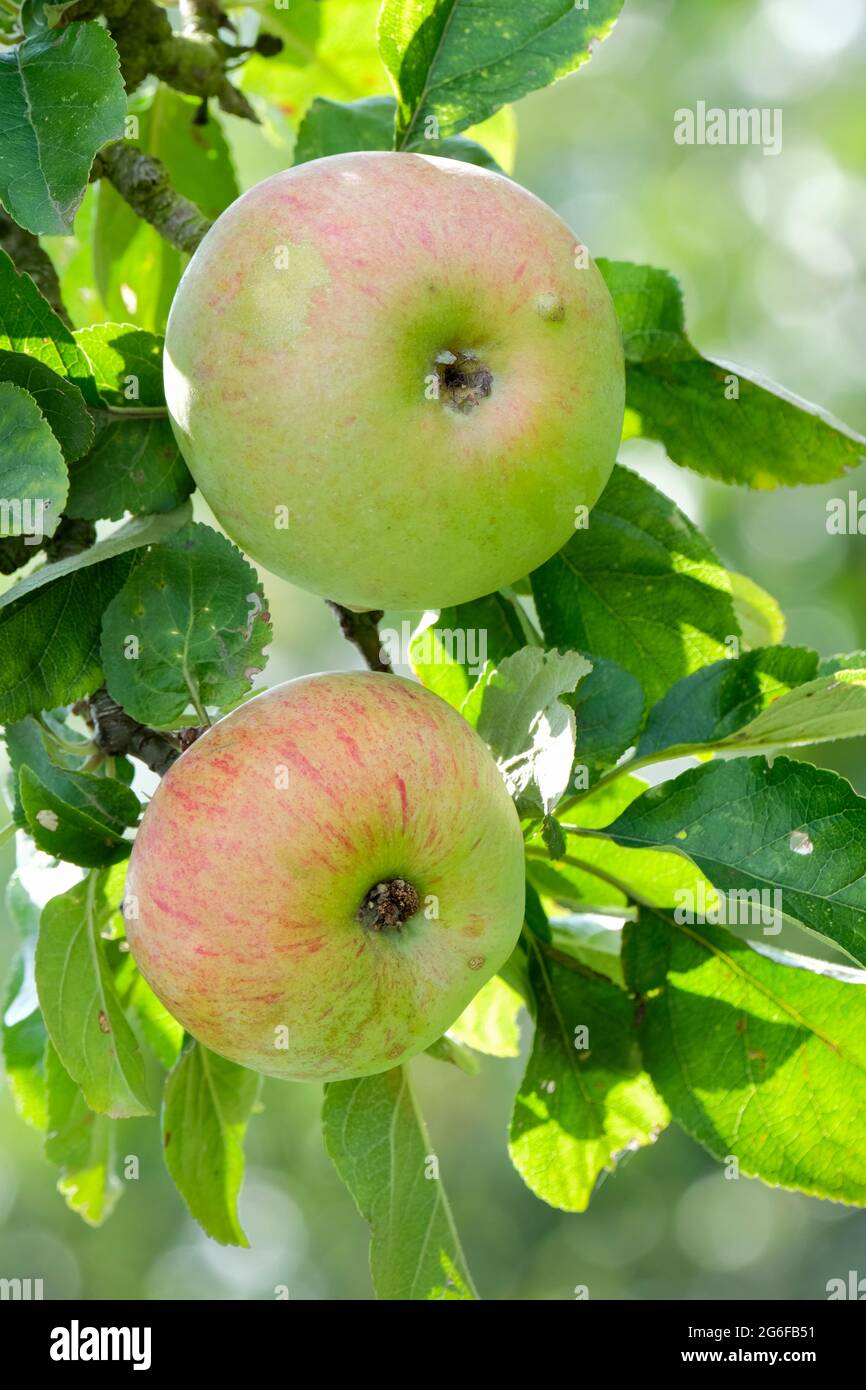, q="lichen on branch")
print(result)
[86,688,203,777]
[92,142,213,254]
[61,0,280,121]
